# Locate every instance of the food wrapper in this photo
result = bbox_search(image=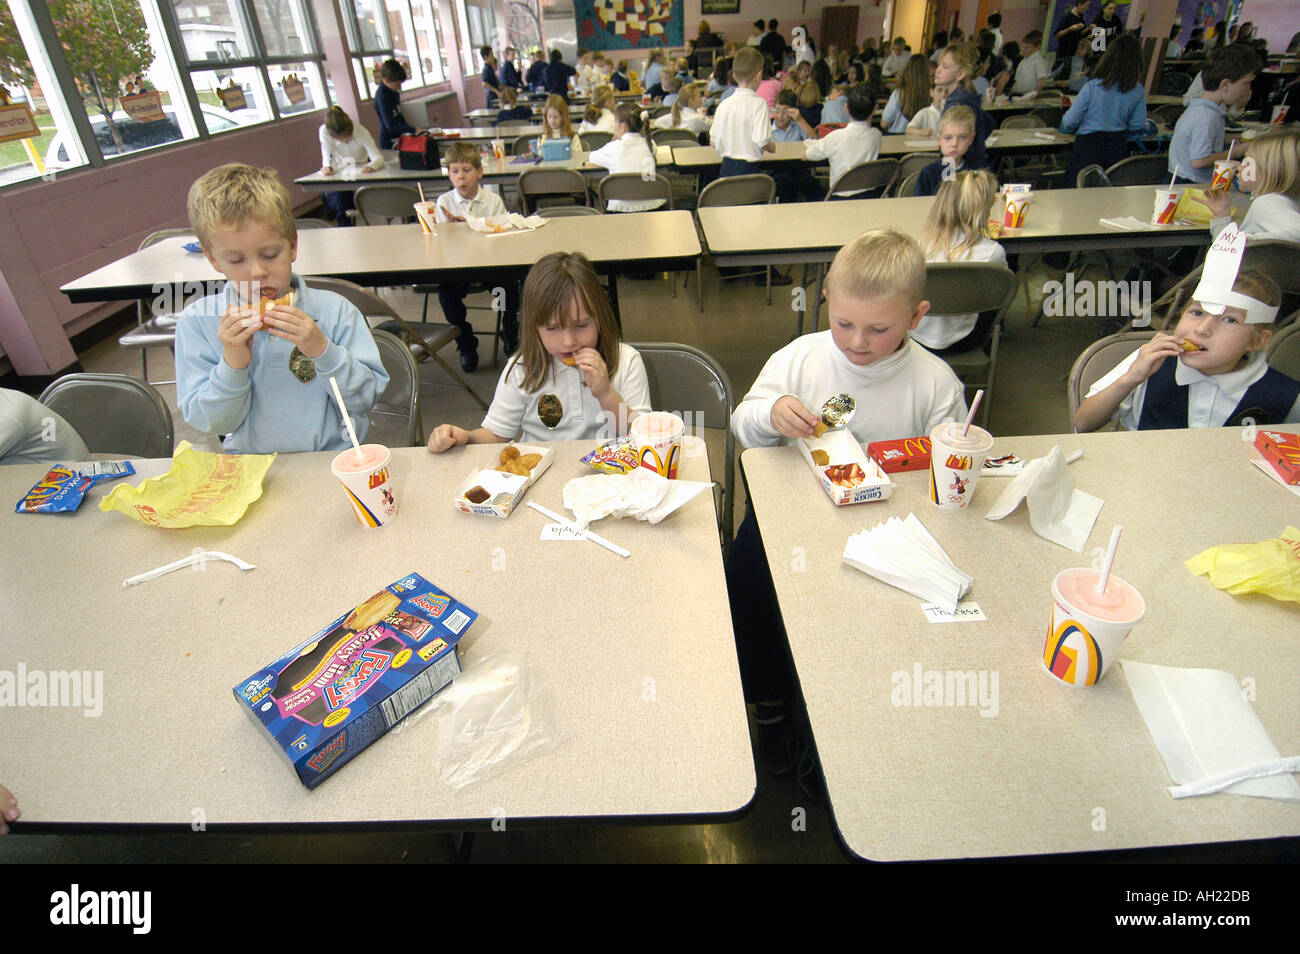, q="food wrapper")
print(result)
[465,213,547,234]
[99,440,276,527]
[1173,188,1213,225]
[579,437,640,474]
[1185,526,1300,603]
[16,460,136,514]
